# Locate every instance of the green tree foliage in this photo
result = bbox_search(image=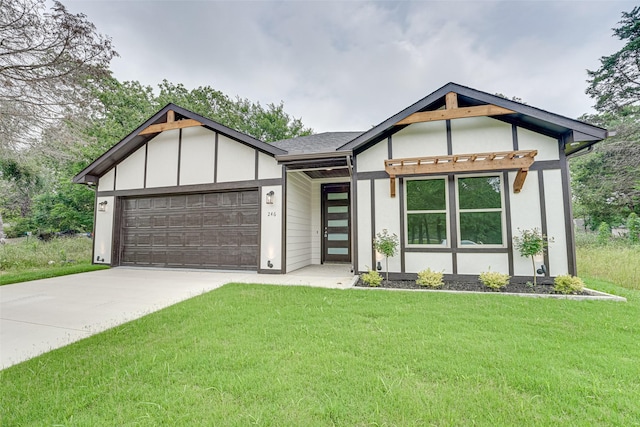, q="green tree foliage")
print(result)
[573,7,640,228]
[627,212,640,243]
[373,229,399,282]
[513,228,548,285]
[586,7,640,113]
[570,107,640,228]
